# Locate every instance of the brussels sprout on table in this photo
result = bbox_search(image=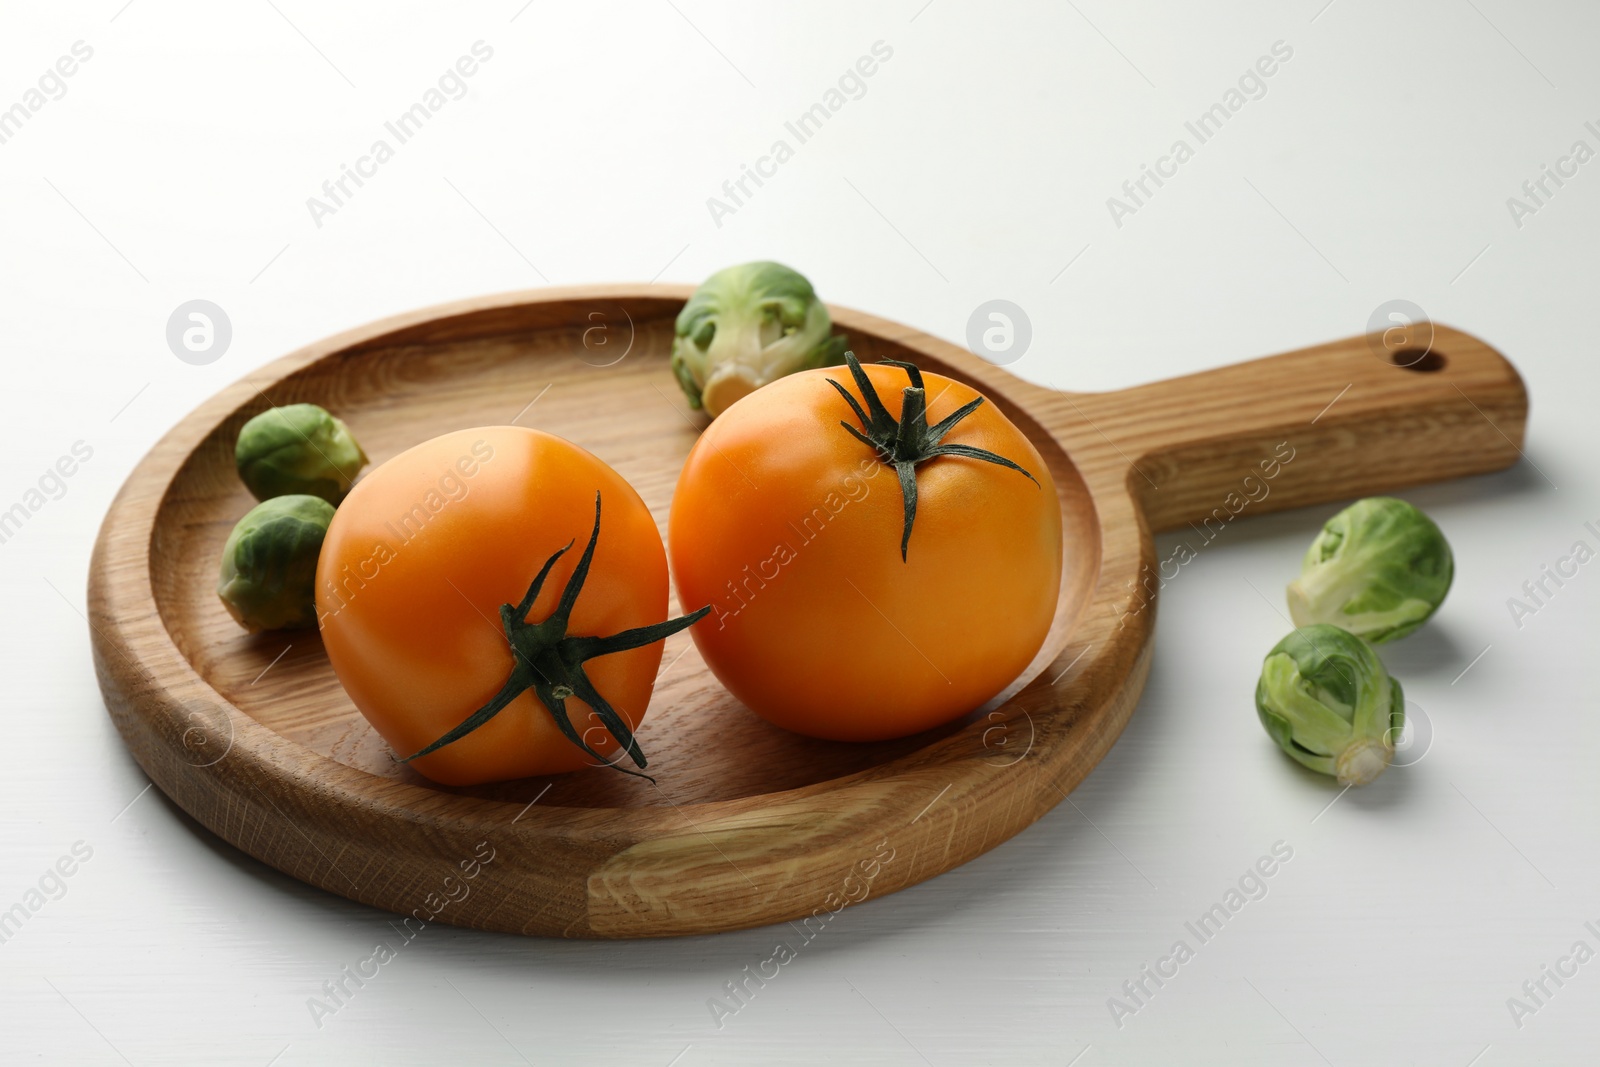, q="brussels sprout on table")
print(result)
[1286,497,1452,644]
[217,494,335,632]
[235,403,367,505]
[670,261,847,417]
[1256,624,1404,786]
